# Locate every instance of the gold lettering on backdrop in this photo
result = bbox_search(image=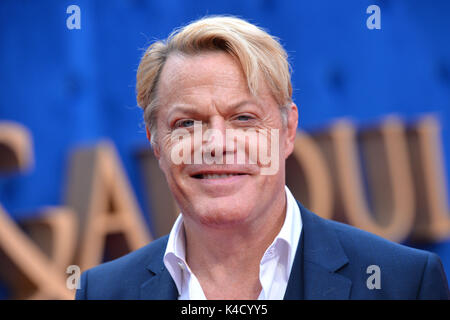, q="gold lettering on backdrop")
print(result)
[65,141,152,271]
[0,122,73,299]
[0,206,75,299]
[315,118,415,242]
[0,121,33,172]
[20,208,78,273]
[359,117,415,240]
[286,131,334,219]
[408,116,450,241]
